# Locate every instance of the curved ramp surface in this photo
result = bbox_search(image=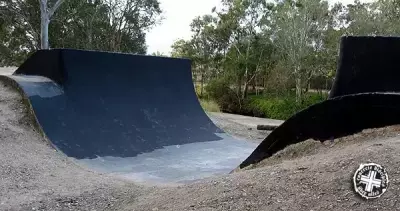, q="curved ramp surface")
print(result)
[5,49,257,183]
[239,36,400,169]
[239,93,400,168]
